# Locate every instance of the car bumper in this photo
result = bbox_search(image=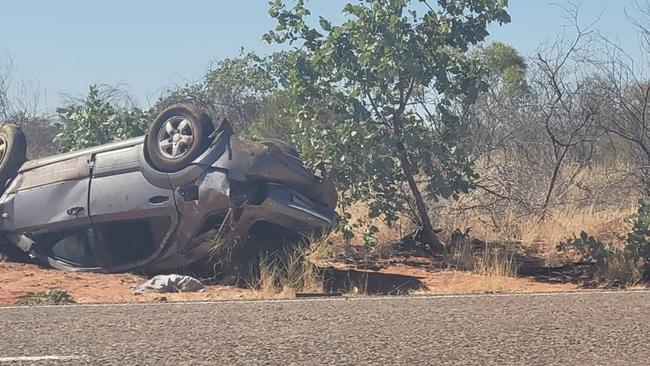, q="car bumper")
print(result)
[235,182,337,237]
